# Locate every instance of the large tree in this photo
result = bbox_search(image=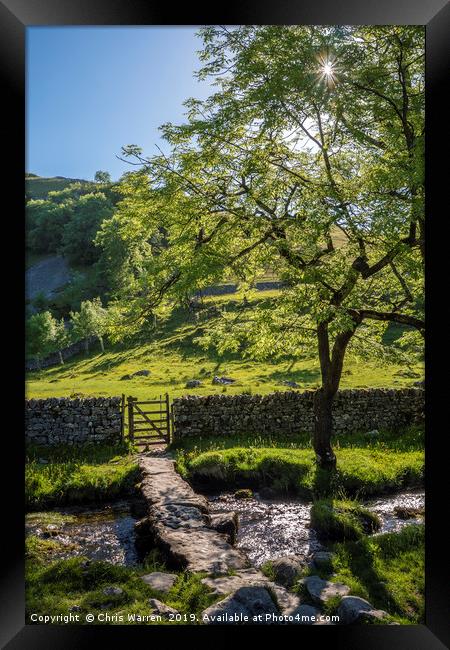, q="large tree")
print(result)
[105,26,424,467]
